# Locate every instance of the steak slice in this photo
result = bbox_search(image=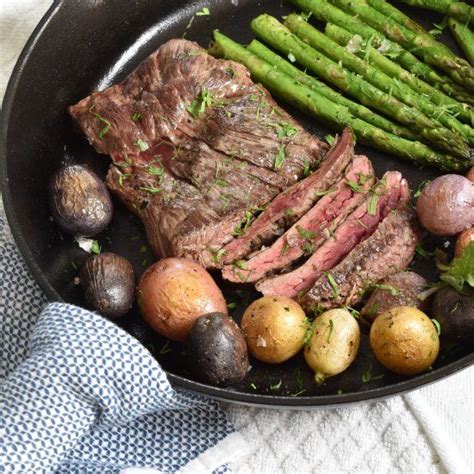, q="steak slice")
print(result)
[256,171,410,298]
[301,208,420,312]
[222,128,354,264]
[222,155,375,283]
[68,39,327,267]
